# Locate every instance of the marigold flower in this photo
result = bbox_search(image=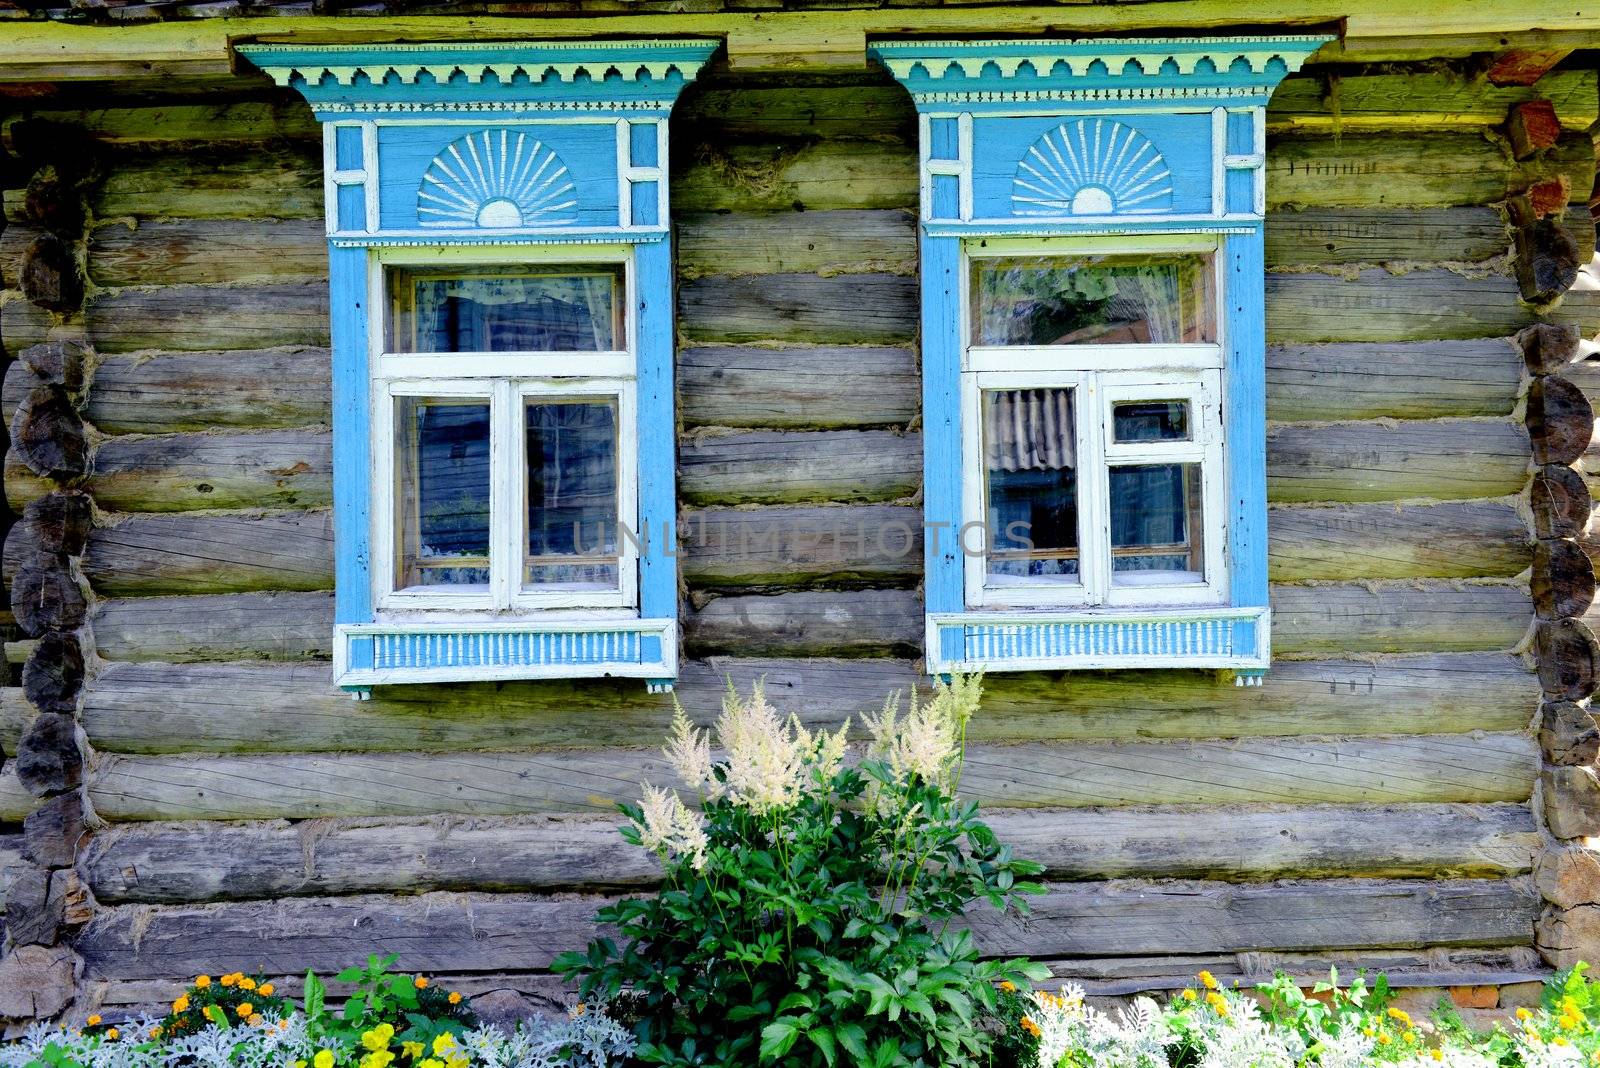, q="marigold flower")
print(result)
[447,991,461,1005]
[1181,989,1197,1001]
[1518,1008,1534,1021]
[86,1014,102,1026]
[236,1003,253,1017]
[314,1051,336,1068]
[194,975,211,989]
[238,977,256,991]
[106,1028,120,1040]
[1404,1030,1418,1043]
[150,1028,161,1039]
[414,975,429,989]
[1430,1050,1444,1062]
[1021,1016,1041,1037]
[1198,970,1219,990]
[999,981,1017,993]
[1388,1007,1413,1026]
[220,974,238,988]
[172,996,189,1013]
[258,983,274,996]
[1204,991,1229,1018]
[1377,1033,1394,1046]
